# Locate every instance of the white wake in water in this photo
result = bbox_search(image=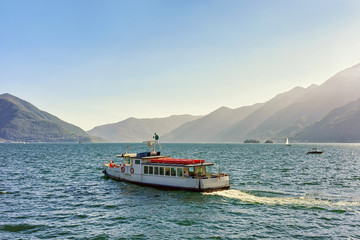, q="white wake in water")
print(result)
[204,189,360,209]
